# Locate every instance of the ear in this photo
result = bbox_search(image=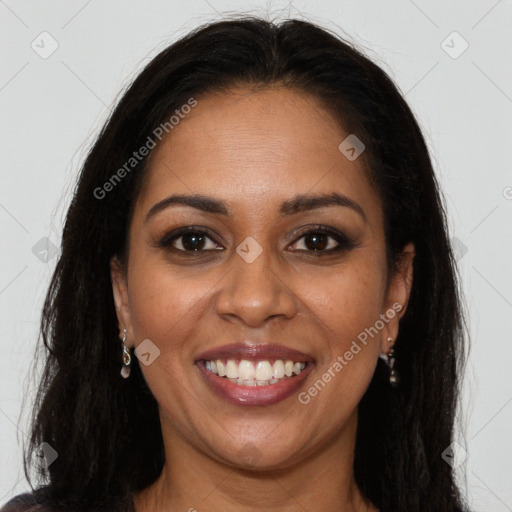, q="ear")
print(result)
[110,255,133,348]
[380,242,415,353]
